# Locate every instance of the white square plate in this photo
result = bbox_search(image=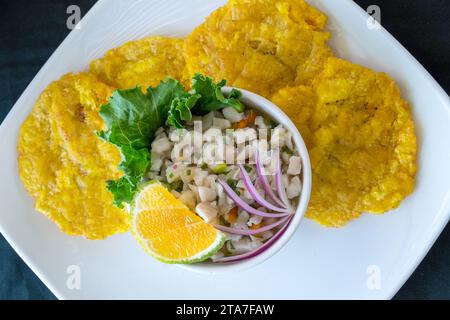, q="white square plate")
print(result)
[1,0,449,299]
